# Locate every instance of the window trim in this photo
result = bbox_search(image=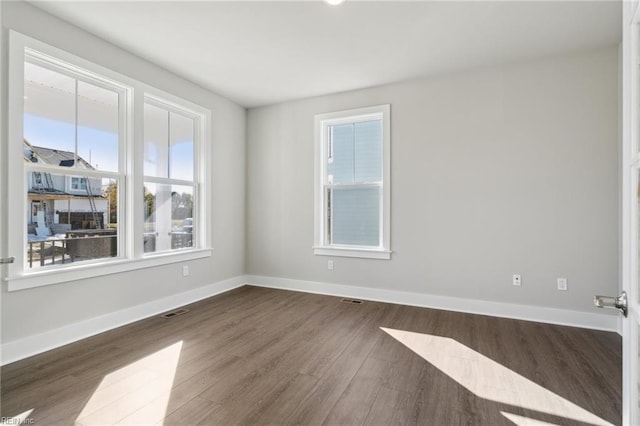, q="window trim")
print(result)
[313,104,391,260]
[5,30,212,291]
[7,250,212,292]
